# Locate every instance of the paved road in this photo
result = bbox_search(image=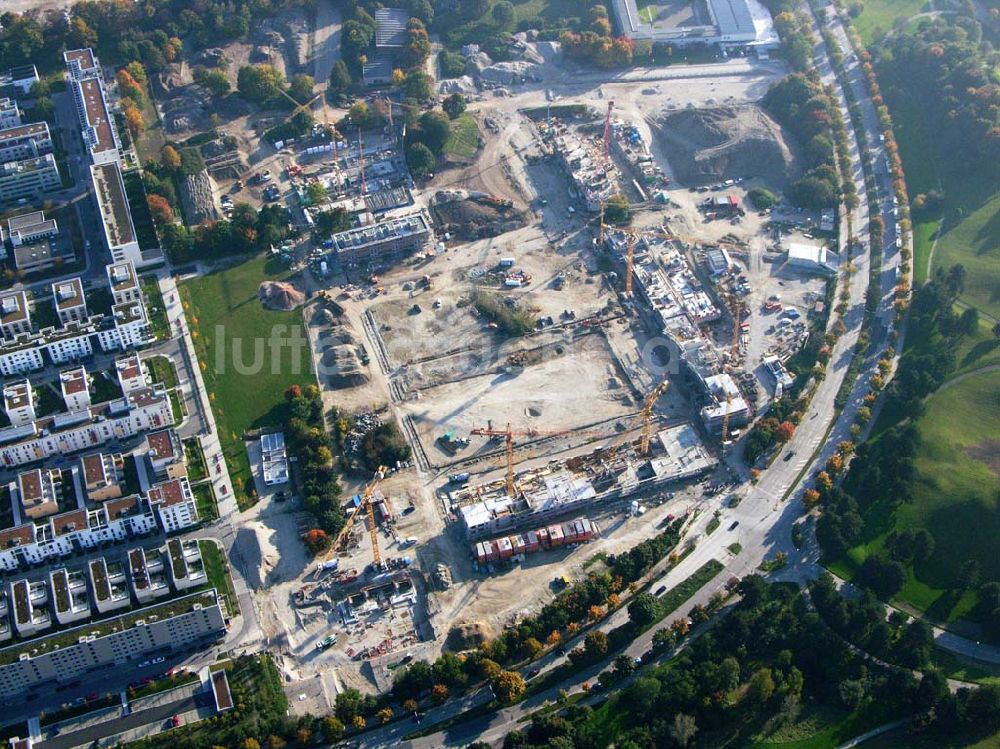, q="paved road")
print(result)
[313,0,342,91]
